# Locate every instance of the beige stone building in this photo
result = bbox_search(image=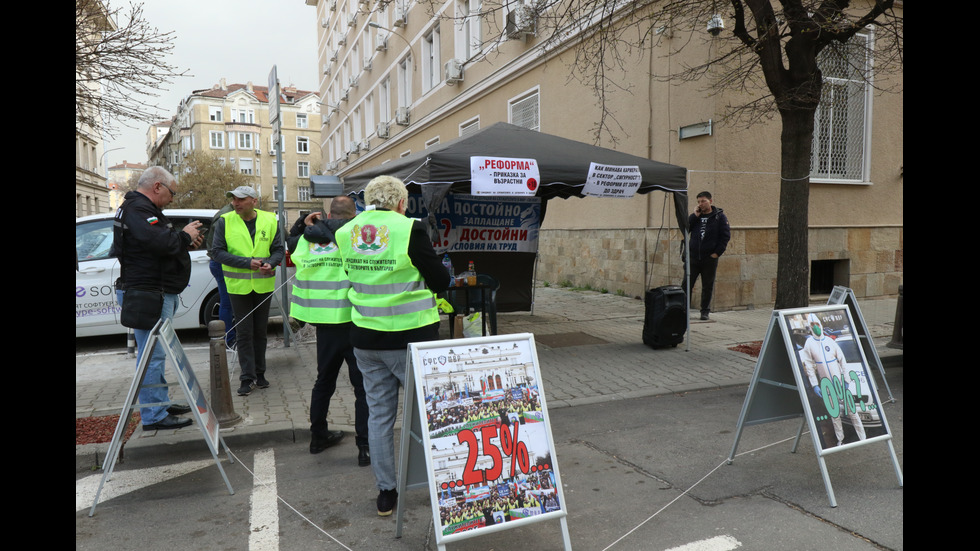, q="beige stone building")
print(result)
[75,0,116,218]
[106,160,146,209]
[307,0,903,311]
[149,80,324,222]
